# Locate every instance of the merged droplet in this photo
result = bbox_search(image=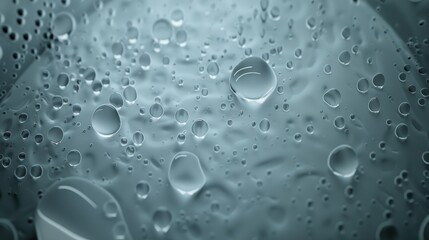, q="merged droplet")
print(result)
[35,178,131,240]
[92,105,121,137]
[323,88,342,108]
[230,56,277,103]
[327,145,358,178]
[168,151,206,195]
[191,119,209,138]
